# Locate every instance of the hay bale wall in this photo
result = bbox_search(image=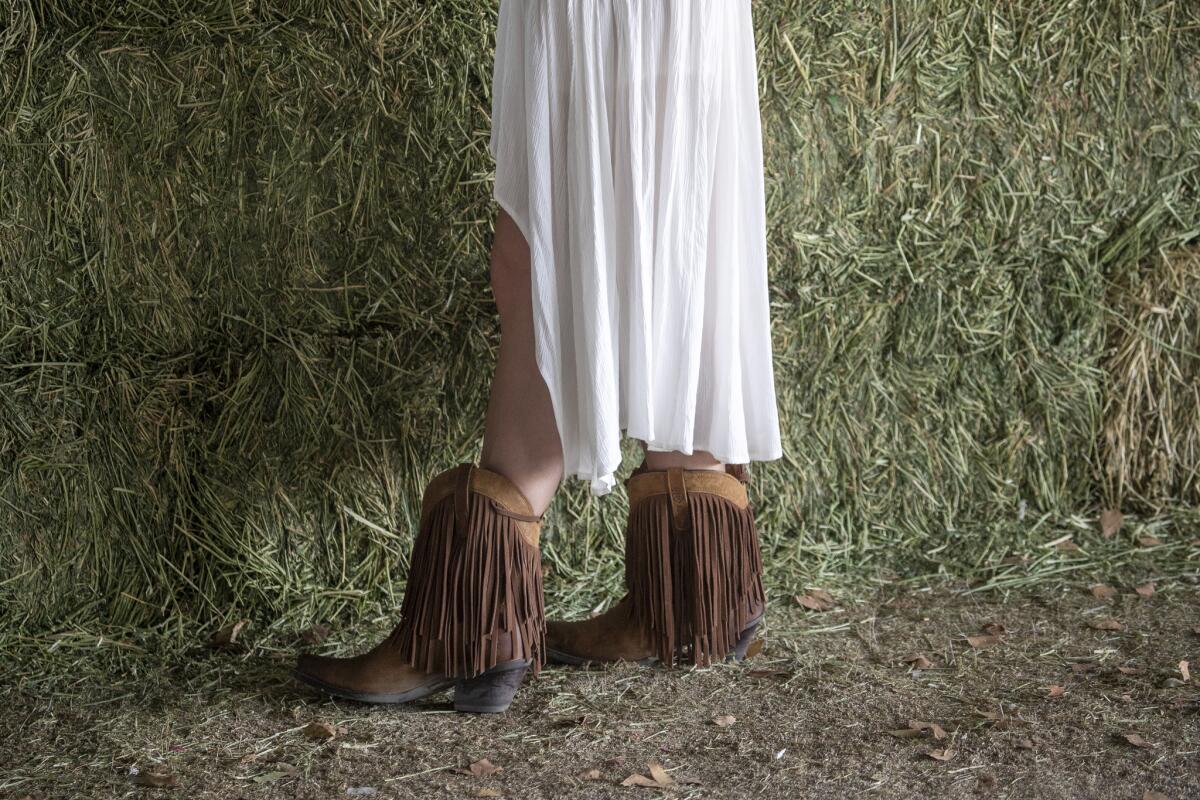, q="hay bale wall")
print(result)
[2,1,1198,636]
